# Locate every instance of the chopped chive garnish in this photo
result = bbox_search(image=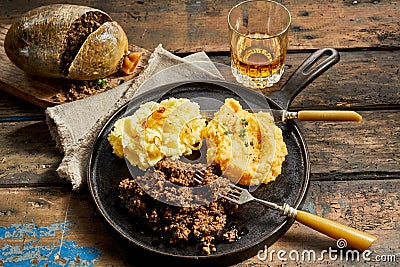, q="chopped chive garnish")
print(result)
[239,129,247,138]
[224,130,233,135]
